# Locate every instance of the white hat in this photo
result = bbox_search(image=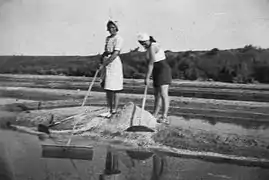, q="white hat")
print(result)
[137,32,150,41]
[107,20,119,31]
